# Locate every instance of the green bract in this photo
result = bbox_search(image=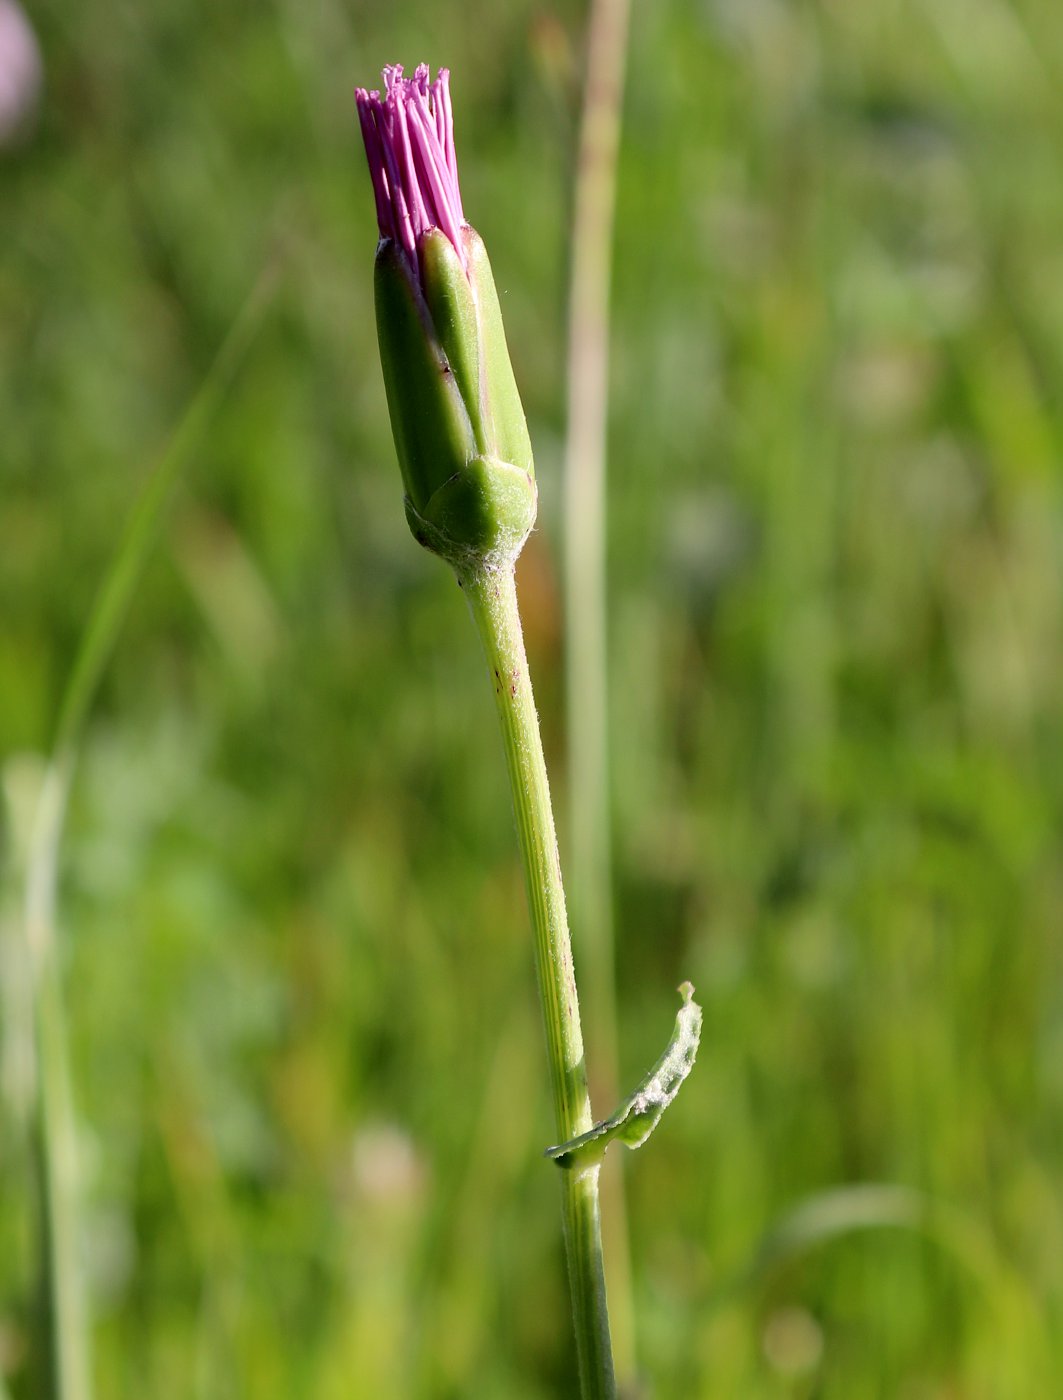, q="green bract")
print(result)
[374,227,536,571]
